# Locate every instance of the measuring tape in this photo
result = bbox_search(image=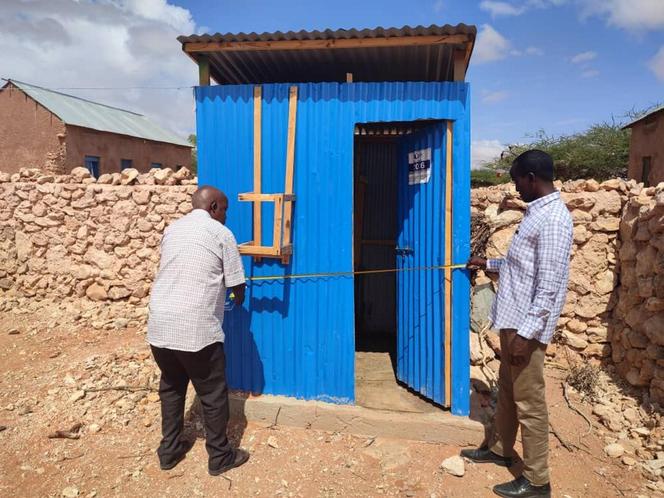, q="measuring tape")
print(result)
[246,263,467,282]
